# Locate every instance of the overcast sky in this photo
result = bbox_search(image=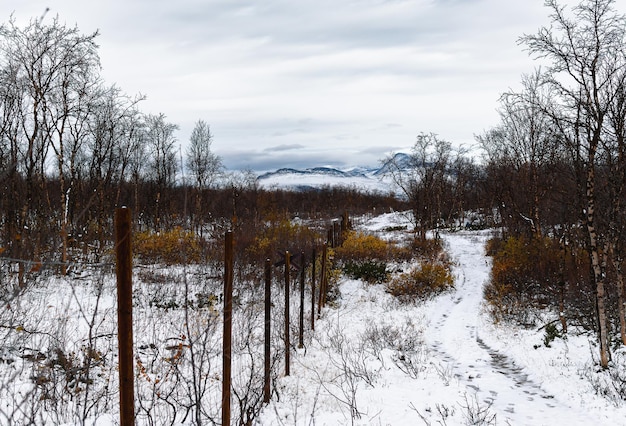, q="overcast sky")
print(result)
[2,0,604,171]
